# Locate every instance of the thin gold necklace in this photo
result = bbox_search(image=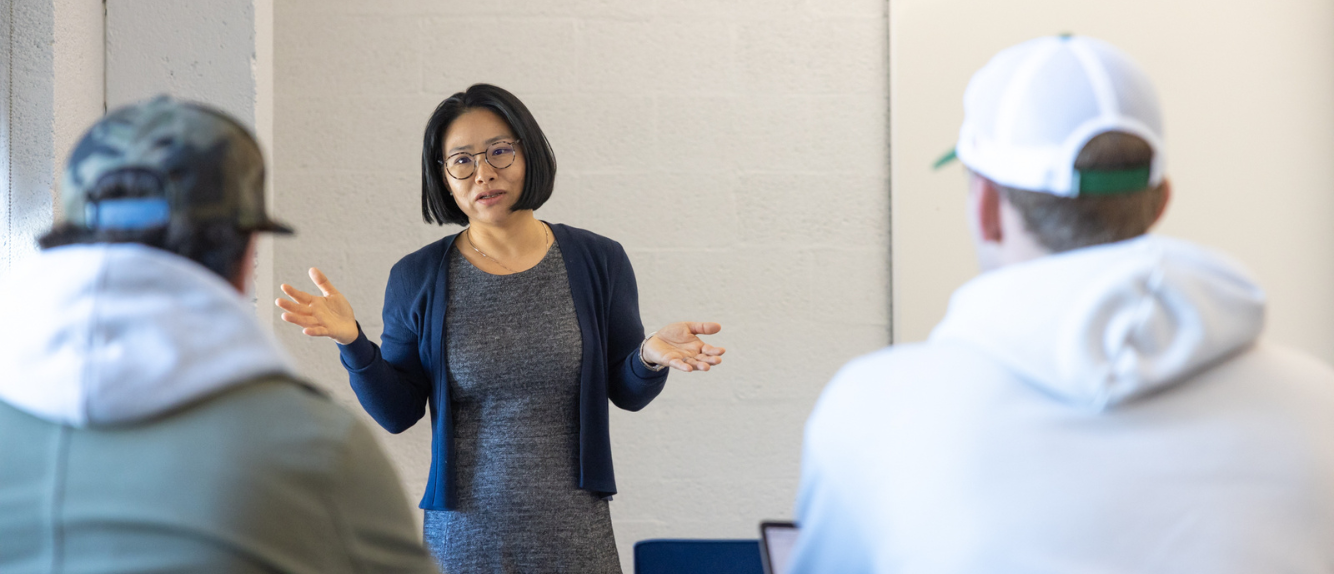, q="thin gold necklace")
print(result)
[466,223,549,274]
